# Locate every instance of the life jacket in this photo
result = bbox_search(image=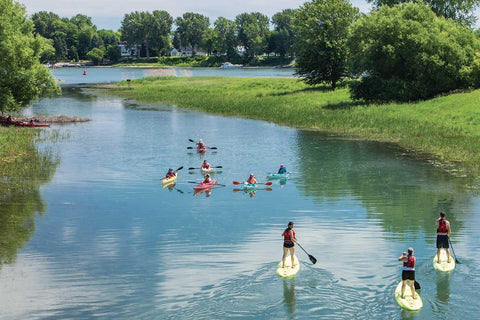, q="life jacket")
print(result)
[202,162,210,169]
[437,218,448,233]
[403,255,415,270]
[283,228,296,242]
[166,172,175,178]
[203,177,211,184]
[247,177,256,184]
